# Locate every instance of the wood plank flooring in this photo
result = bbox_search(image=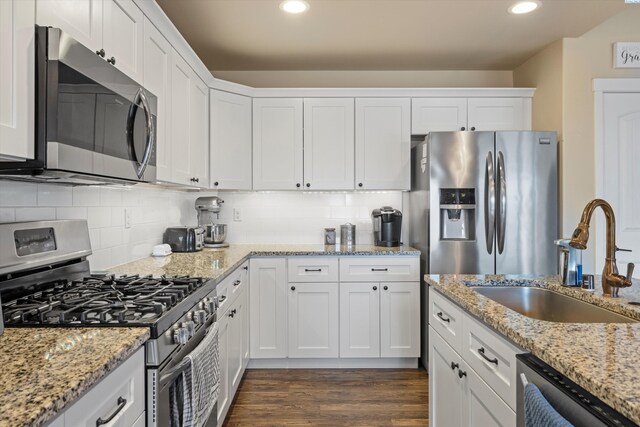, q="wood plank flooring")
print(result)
[223,369,429,426]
